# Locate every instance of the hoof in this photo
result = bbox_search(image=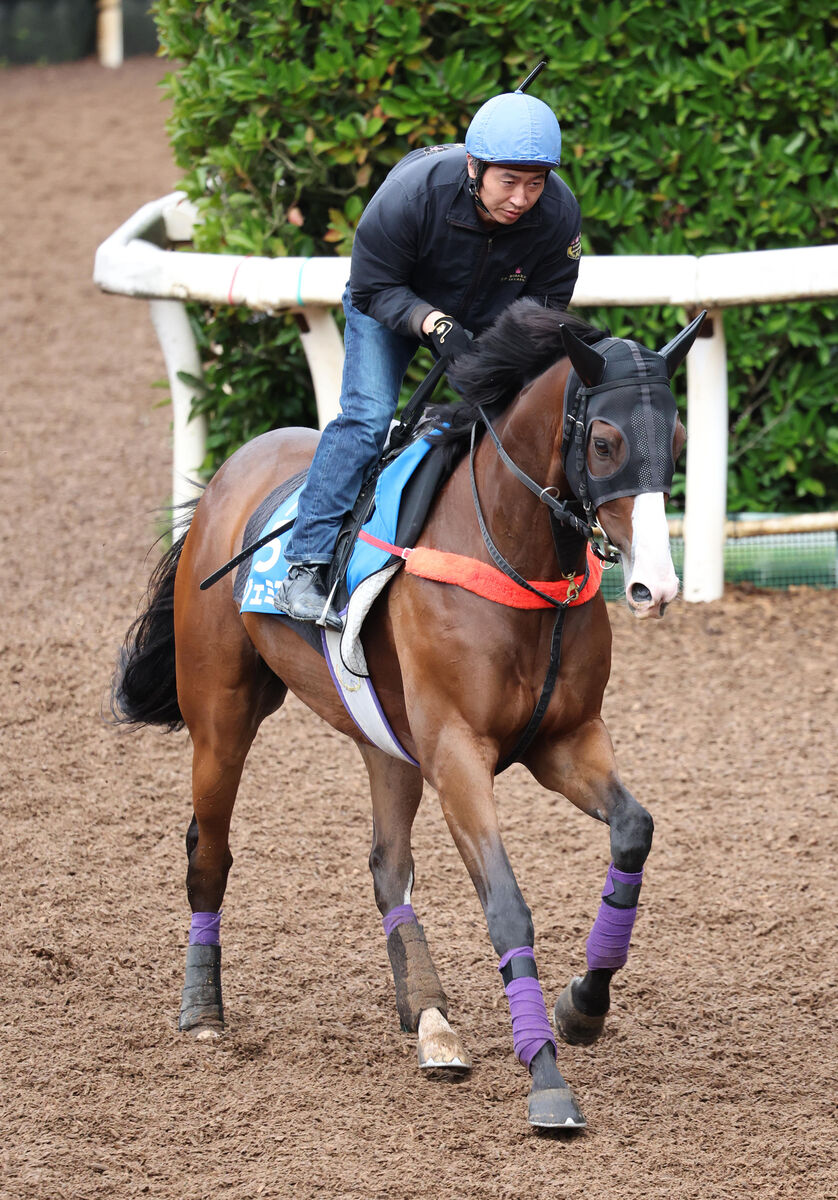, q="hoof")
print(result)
[417,1008,472,1072]
[528,1086,586,1130]
[179,943,224,1036]
[553,977,607,1046]
[178,1005,224,1038]
[183,1021,223,1042]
